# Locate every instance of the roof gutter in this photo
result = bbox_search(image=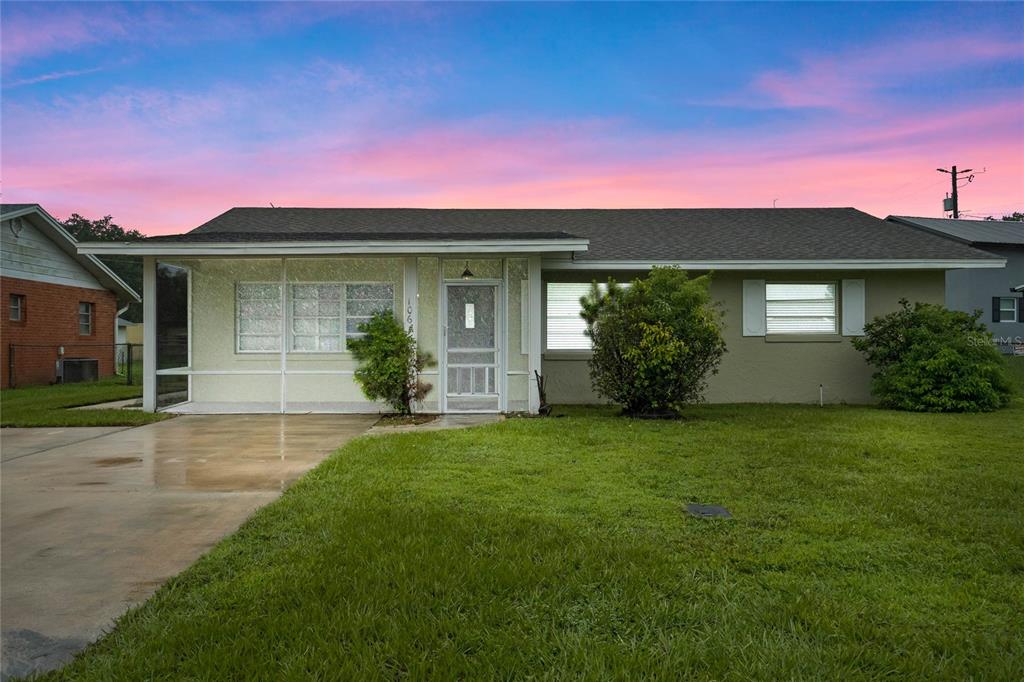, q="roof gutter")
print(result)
[541,258,1006,271]
[76,238,590,257]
